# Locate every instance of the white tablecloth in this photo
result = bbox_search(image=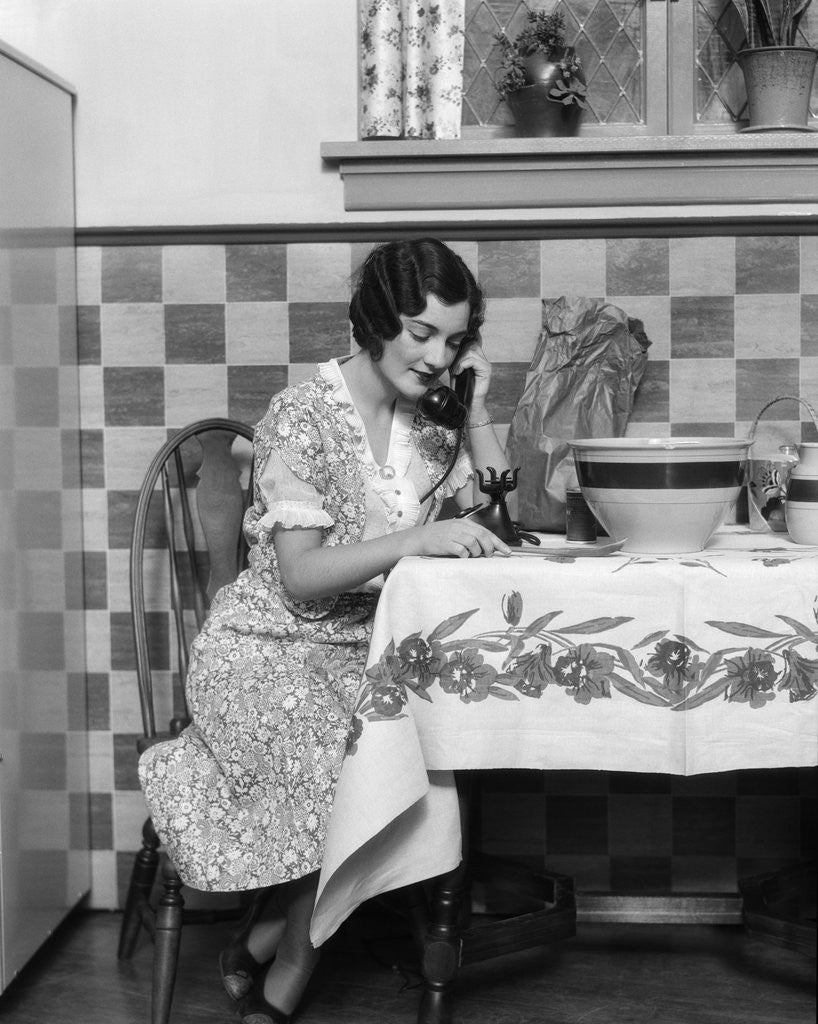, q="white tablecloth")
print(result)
[310,527,818,944]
